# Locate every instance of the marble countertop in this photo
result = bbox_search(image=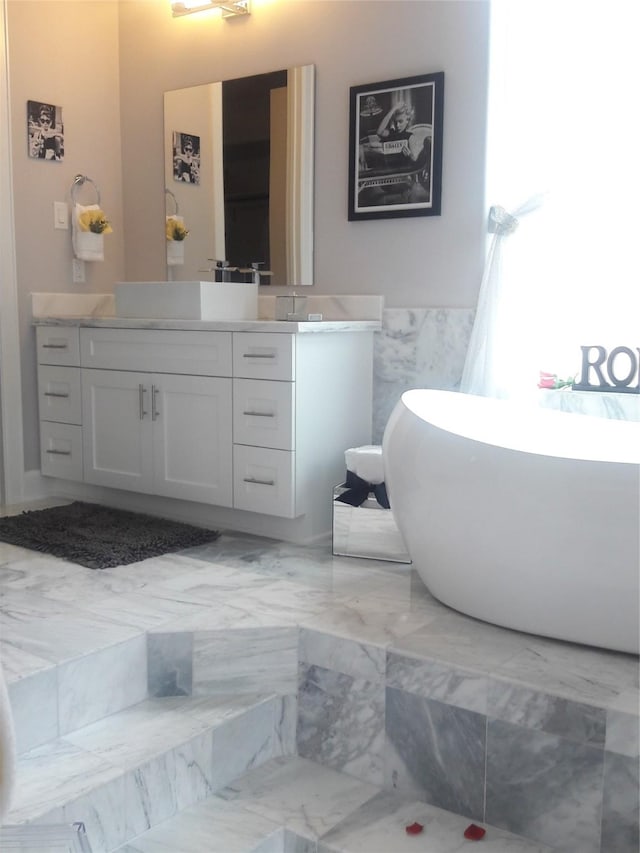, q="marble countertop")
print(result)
[32,316,380,334]
[30,292,383,334]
